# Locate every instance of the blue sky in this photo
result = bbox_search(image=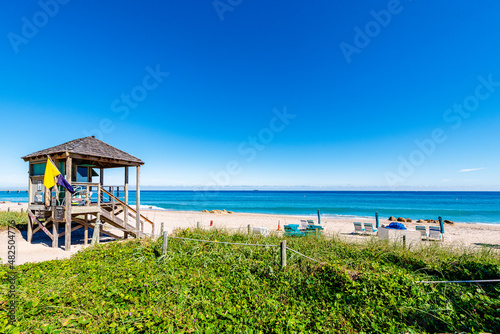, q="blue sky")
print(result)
[0,0,499,190]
